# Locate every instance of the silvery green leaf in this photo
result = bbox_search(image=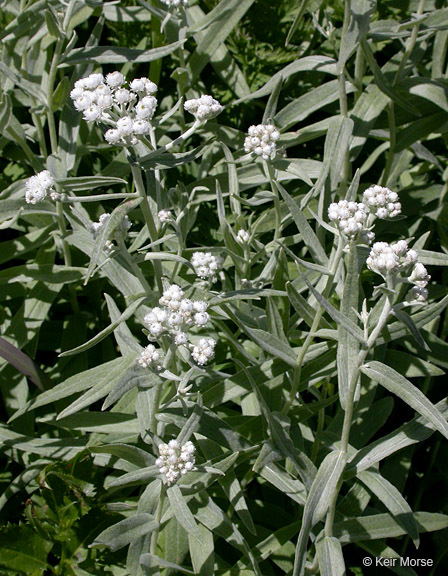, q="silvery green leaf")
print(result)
[361,361,448,440]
